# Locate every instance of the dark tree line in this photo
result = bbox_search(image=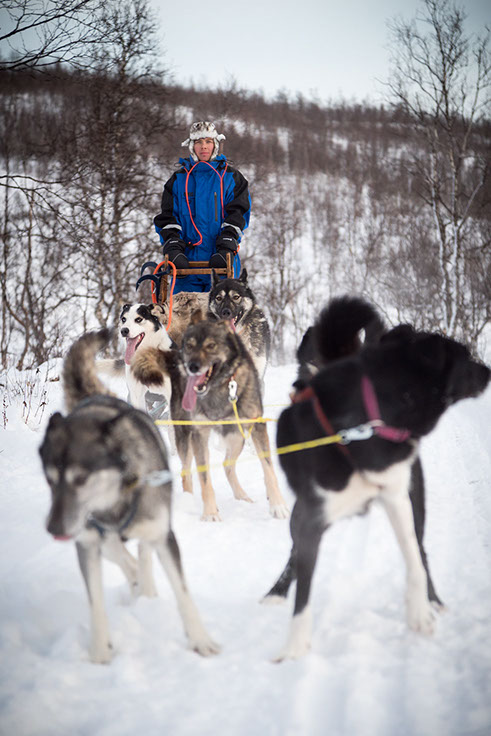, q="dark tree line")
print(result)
[1,0,490,369]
